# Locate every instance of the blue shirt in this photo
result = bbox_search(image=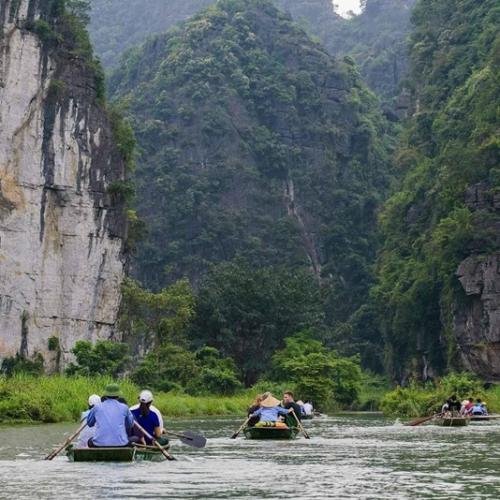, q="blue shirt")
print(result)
[87,399,134,446]
[131,408,160,444]
[251,406,289,422]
